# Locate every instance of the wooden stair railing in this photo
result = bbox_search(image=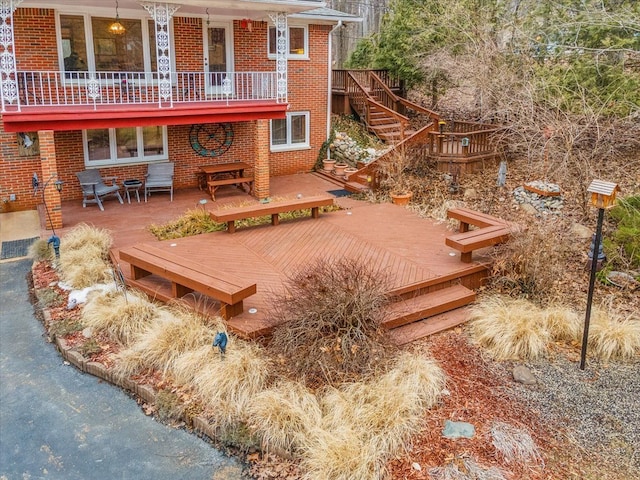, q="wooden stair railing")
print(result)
[339,69,499,193]
[344,123,434,192]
